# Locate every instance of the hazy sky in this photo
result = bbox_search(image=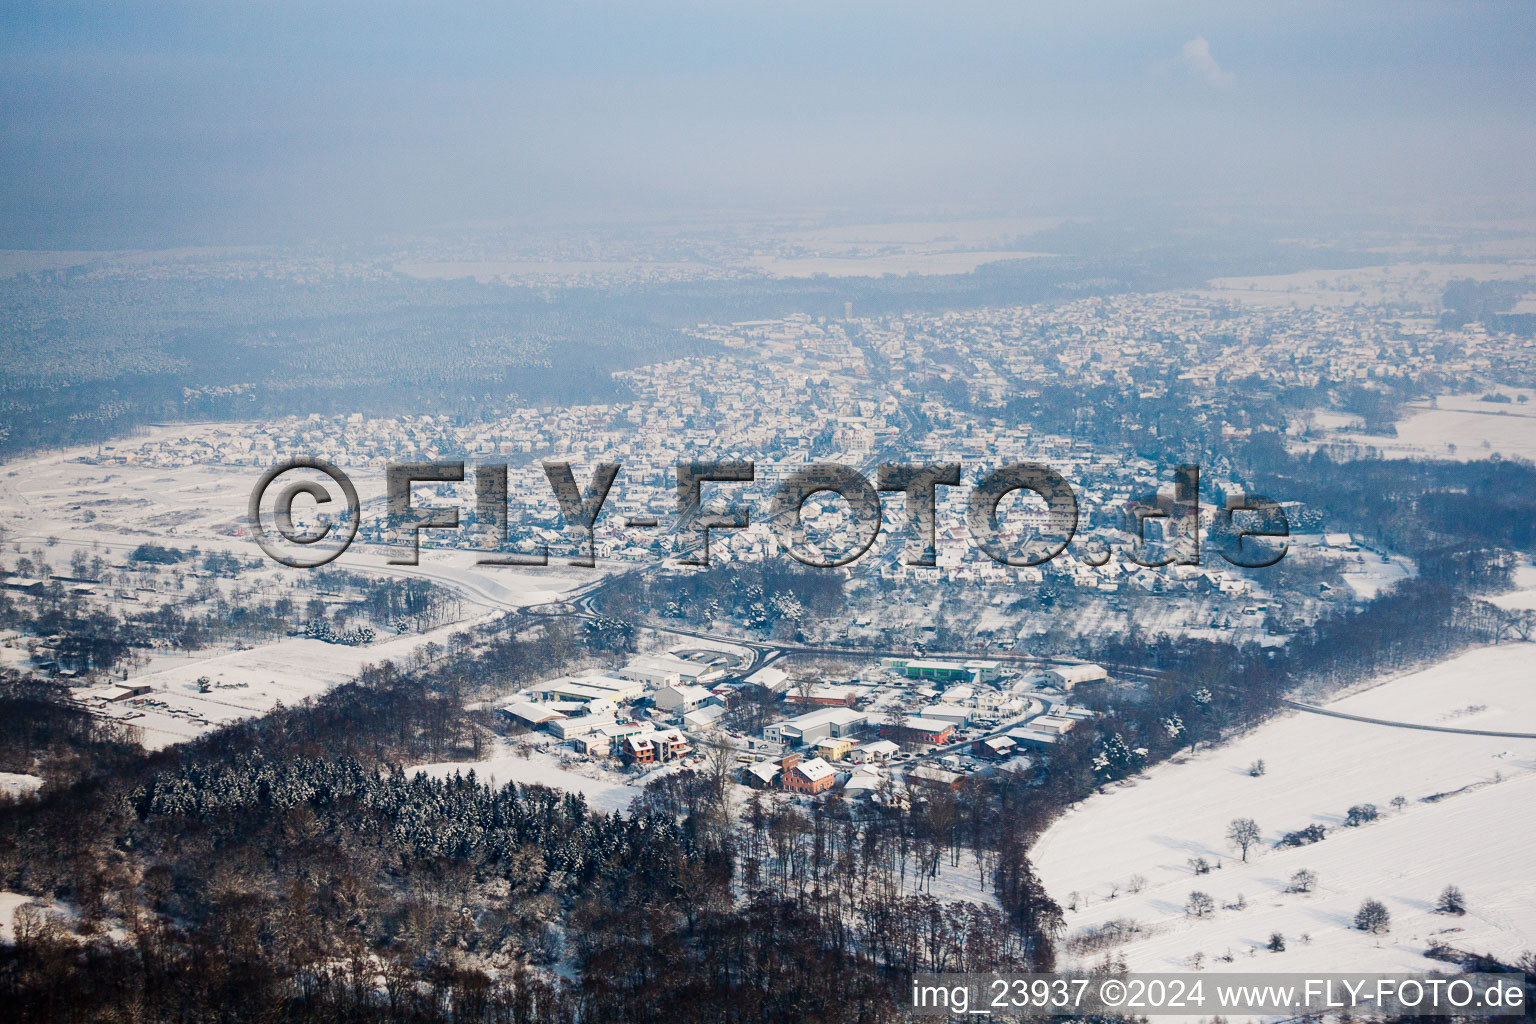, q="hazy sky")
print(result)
[2,1,1533,248]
